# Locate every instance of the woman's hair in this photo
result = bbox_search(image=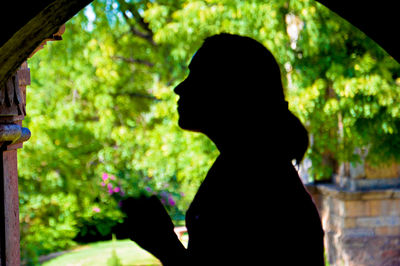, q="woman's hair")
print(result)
[201,33,309,164]
[200,34,285,100]
[286,109,309,165]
